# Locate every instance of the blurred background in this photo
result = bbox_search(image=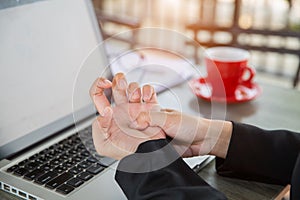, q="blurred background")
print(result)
[92,0,300,89]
